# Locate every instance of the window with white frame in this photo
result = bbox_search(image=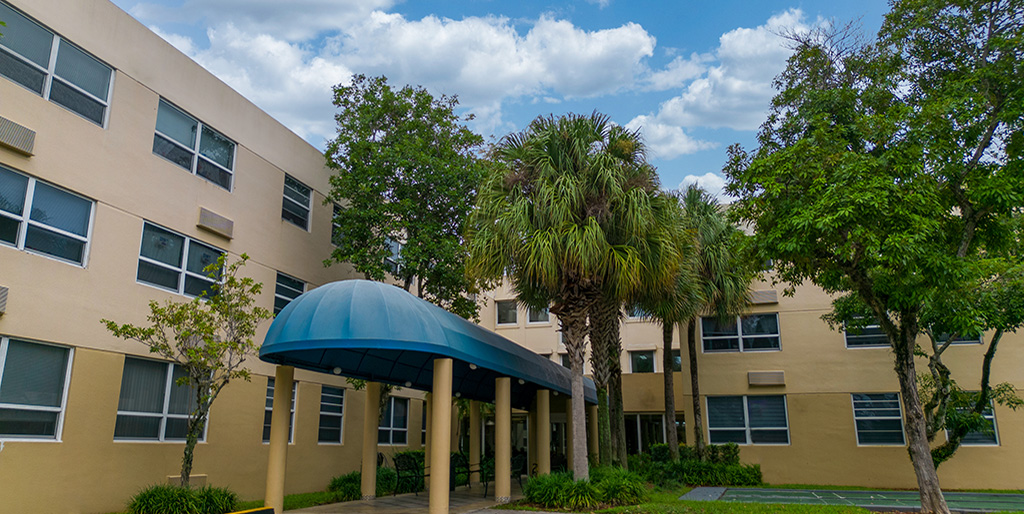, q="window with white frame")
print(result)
[626,305,649,319]
[956,397,999,446]
[0,337,72,439]
[528,306,550,323]
[629,350,655,373]
[671,349,682,372]
[707,395,789,444]
[136,222,223,297]
[851,393,905,445]
[559,353,570,368]
[624,413,665,454]
[263,377,295,443]
[318,386,345,444]
[0,165,94,265]
[702,314,781,352]
[844,321,888,348]
[933,332,984,345]
[496,300,517,325]
[274,272,304,315]
[152,99,236,190]
[0,2,113,125]
[282,175,312,230]
[378,397,408,445]
[384,236,401,275]
[114,357,203,441]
